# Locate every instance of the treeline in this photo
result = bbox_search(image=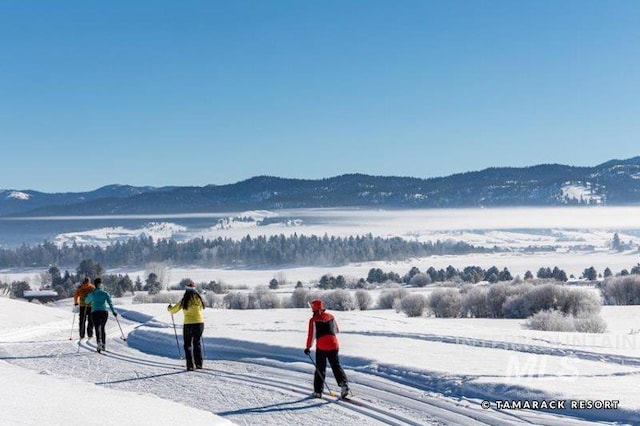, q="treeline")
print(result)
[5,260,149,300]
[0,233,489,268]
